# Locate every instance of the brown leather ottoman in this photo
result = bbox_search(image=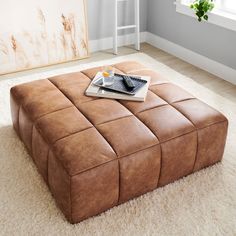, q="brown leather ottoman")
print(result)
[10,61,228,223]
